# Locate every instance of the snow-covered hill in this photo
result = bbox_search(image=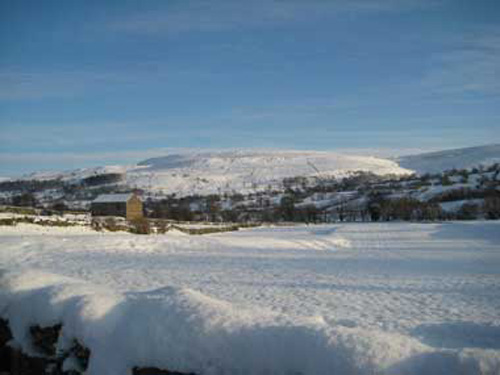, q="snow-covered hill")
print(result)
[4,145,500,200]
[397,144,500,174]
[12,150,412,196]
[127,150,411,196]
